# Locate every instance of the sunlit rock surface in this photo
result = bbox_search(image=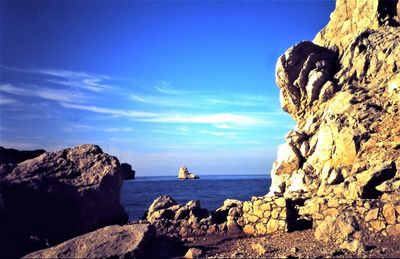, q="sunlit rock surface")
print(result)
[263,0,400,252]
